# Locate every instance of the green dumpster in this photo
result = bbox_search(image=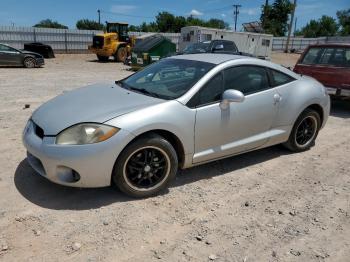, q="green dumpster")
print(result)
[131,34,176,70]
